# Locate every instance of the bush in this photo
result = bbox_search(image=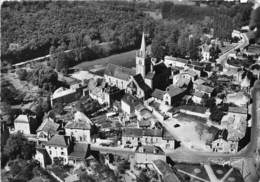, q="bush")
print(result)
[16,69,28,80]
